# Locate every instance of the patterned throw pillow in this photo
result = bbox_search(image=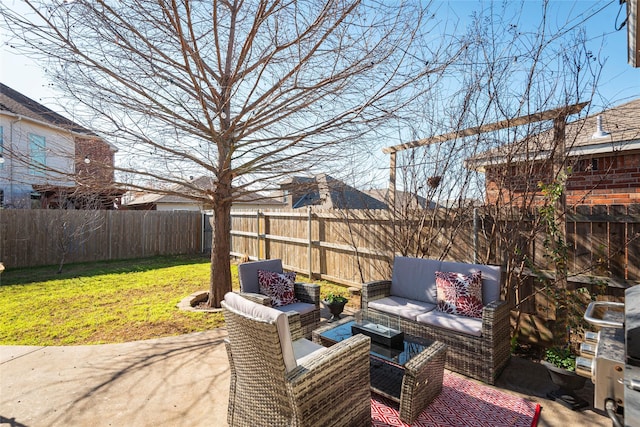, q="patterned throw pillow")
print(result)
[257,270,298,307]
[435,271,483,318]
